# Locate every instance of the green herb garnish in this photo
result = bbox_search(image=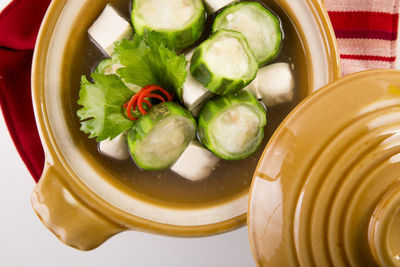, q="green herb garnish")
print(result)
[115,32,188,99]
[77,73,135,141]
